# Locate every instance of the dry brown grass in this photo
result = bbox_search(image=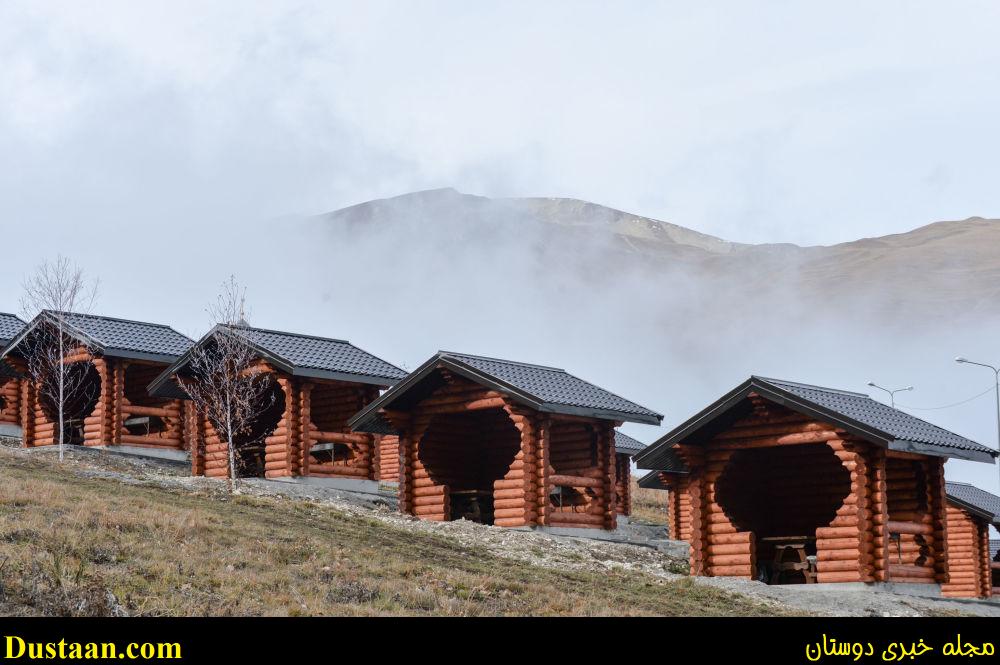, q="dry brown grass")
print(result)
[0,450,787,617]
[630,478,668,526]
